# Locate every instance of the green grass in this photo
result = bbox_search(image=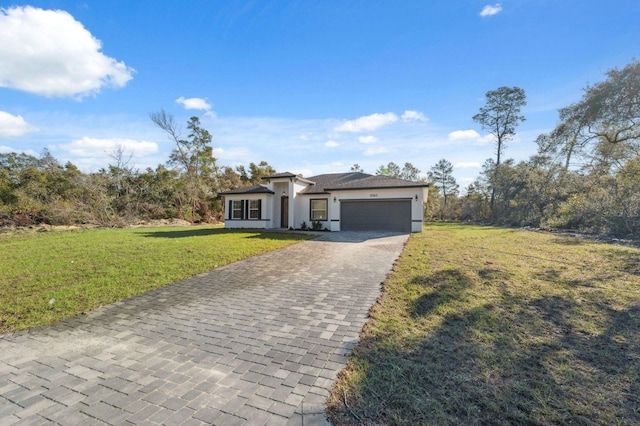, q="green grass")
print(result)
[0,225,312,333]
[328,223,640,425]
